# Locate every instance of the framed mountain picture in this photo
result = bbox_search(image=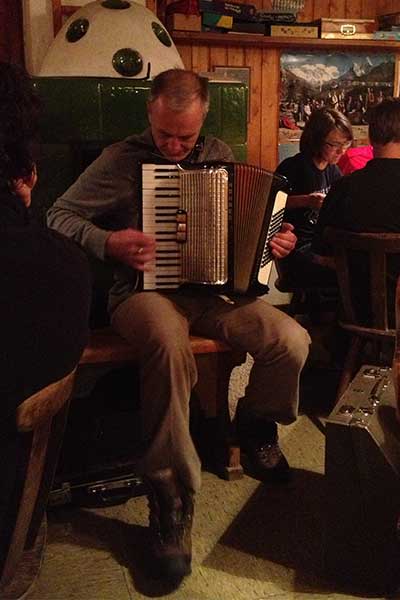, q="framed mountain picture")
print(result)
[279,52,395,151]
